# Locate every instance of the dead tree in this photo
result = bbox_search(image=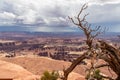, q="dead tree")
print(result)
[62,3,120,80]
[62,53,86,80]
[99,40,120,80]
[62,4,104,80]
